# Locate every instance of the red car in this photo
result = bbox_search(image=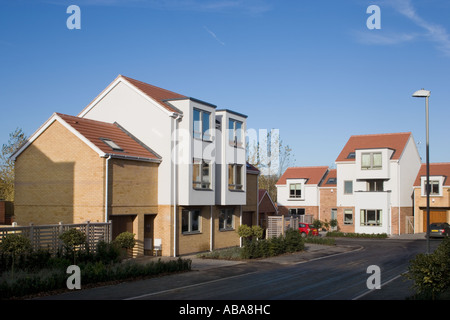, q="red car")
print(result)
[298,223,319,237]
